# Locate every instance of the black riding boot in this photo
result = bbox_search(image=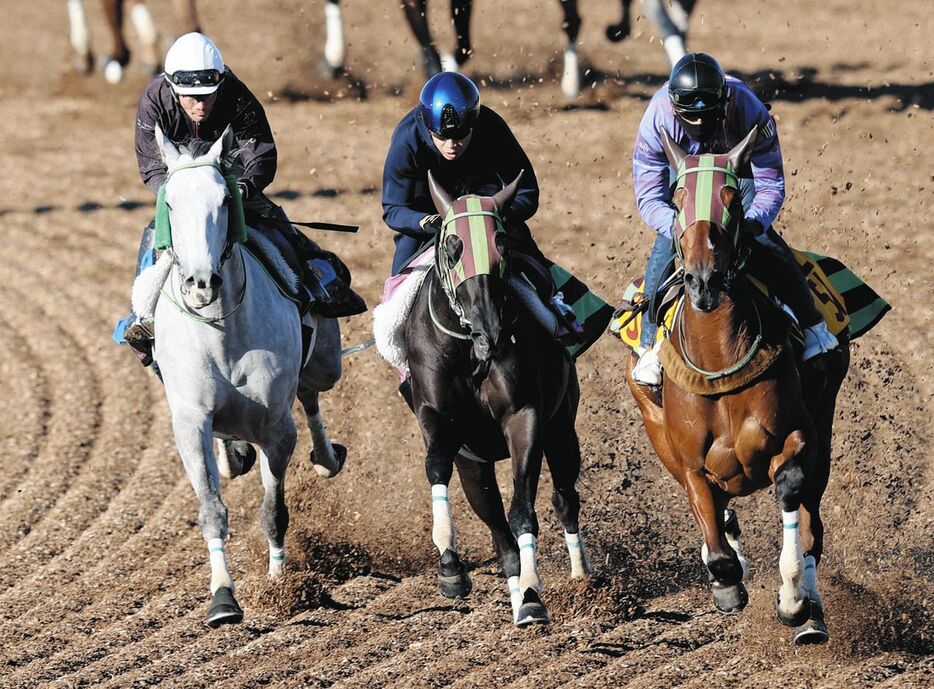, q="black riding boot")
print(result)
[119,220,157,366]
